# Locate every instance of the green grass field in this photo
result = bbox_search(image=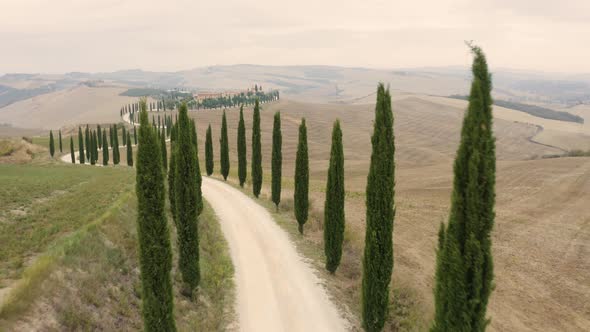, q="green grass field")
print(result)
[0,162,234,331]
[0,164,134,282]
